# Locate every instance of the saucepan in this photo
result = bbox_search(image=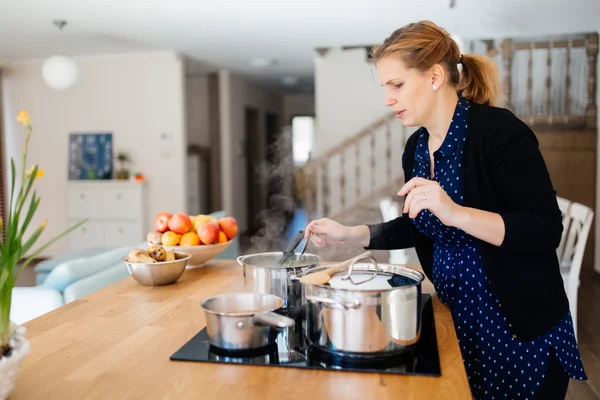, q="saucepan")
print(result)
[237,231,321,315]
[201,292,295,351]
[303,256,425,355]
